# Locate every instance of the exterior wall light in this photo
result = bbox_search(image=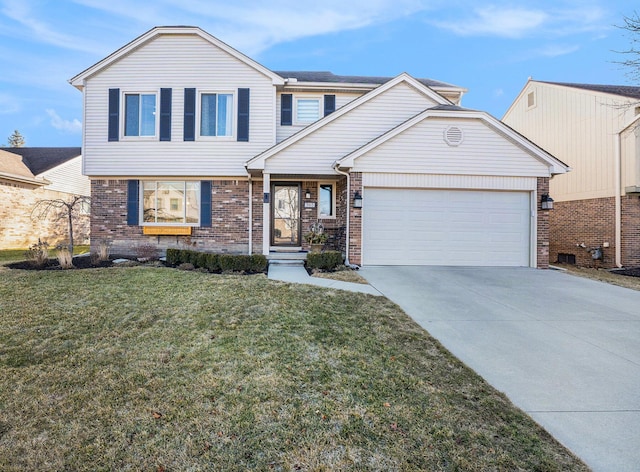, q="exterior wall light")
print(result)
[305,189,311,199]
[541,194,554,210]
[353,191,363,208]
